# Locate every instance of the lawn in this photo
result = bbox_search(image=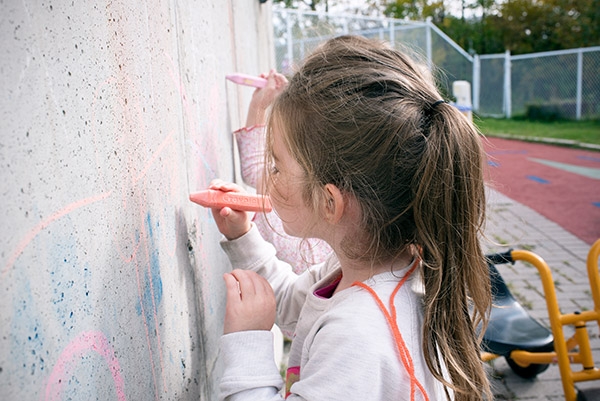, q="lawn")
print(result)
[474,116,600,149]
